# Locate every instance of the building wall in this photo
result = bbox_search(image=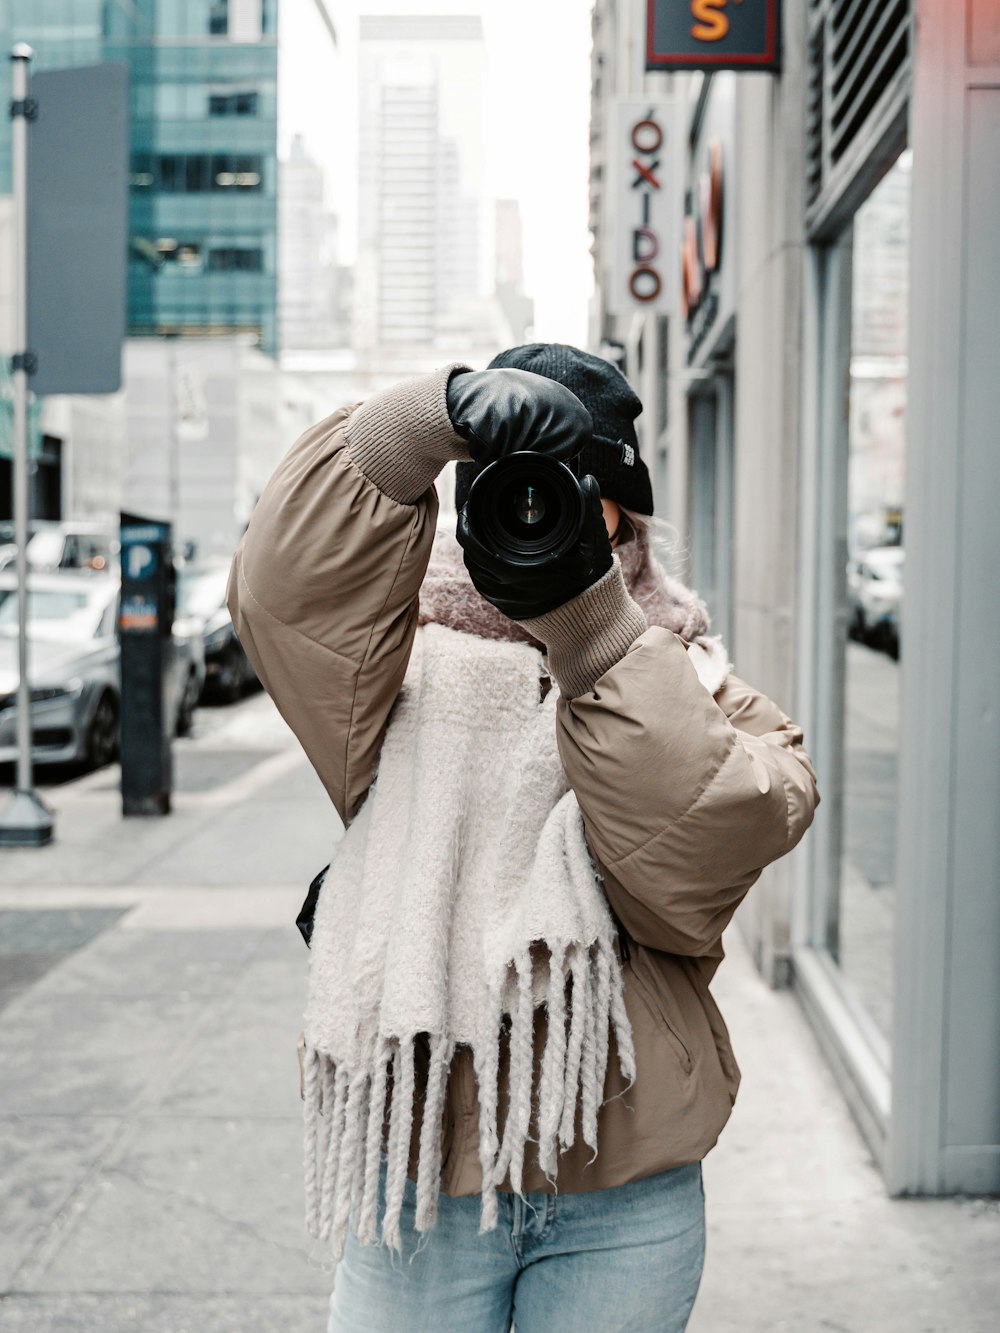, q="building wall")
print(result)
[121,336,280,558]
[588,0,673,522]
[0,3,281,530]
[41,392,127,523]
[279,136,346,353]
[727,7,809,983]
[885,0,1000,1196]
[355,14,492,369]
[107,0,279,355]
[590,0,1000,1195]
[2,1,279,355]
